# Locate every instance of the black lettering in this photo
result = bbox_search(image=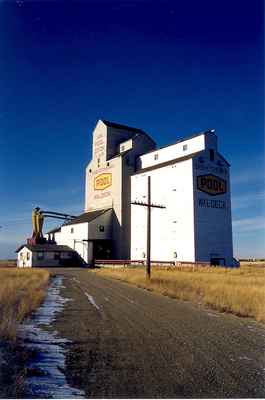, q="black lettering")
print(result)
[201,178,207,188]
[213,180,218,191]
[198,198,226,209]
[207,179,212,190]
